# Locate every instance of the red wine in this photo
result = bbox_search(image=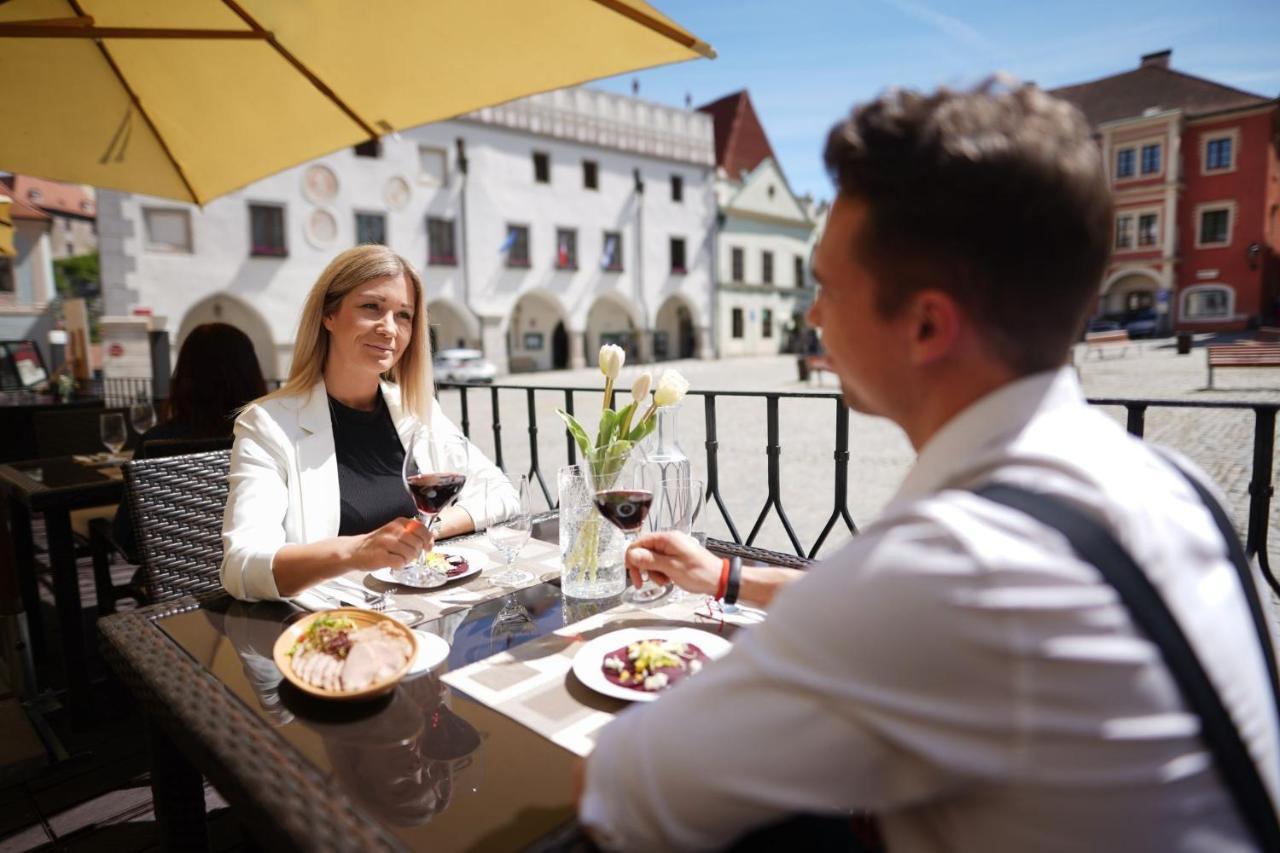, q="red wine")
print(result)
[407,472,467,515]
[594,489,653,532]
